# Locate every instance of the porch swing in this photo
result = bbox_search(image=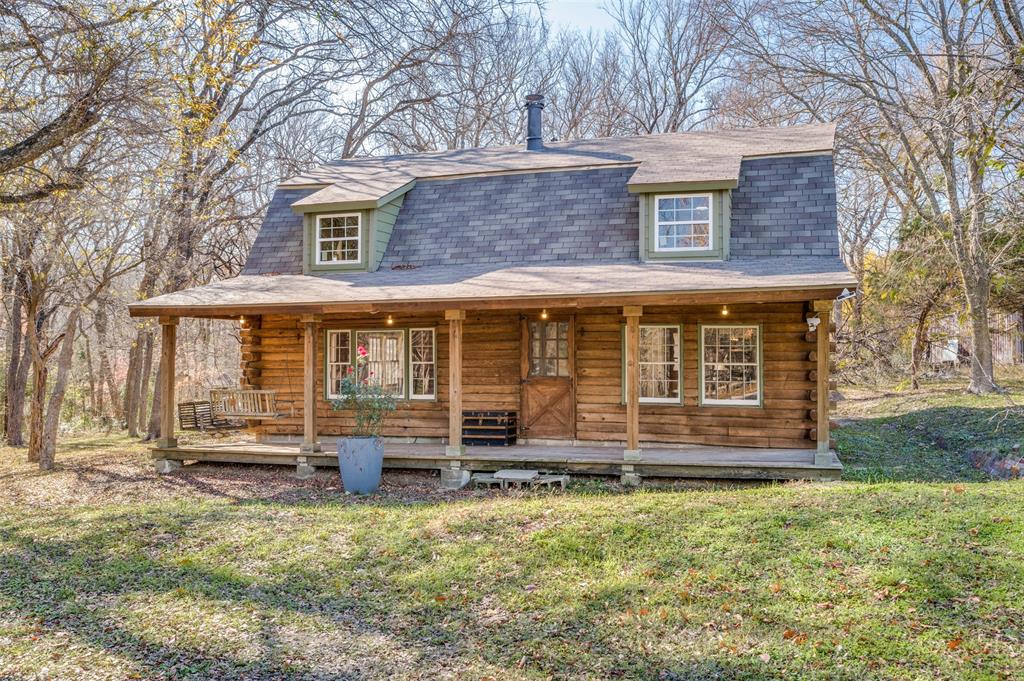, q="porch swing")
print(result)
[177,344,299,433]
